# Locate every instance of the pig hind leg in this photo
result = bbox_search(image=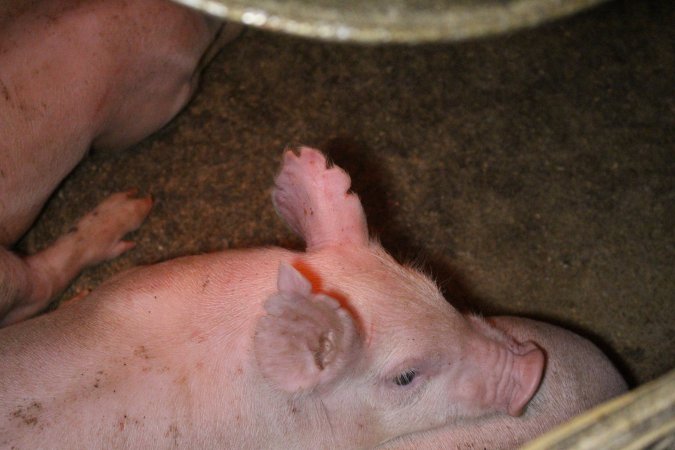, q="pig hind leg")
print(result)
[0,191,151,327]
[272,147,369,250]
